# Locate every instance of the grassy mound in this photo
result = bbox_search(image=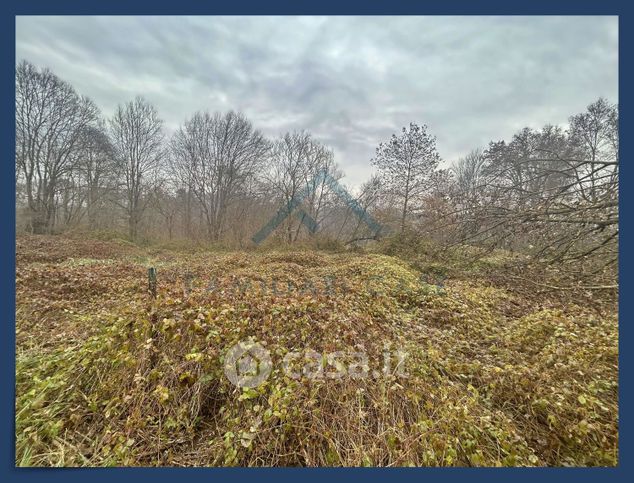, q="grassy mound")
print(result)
[16,237,618,466]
